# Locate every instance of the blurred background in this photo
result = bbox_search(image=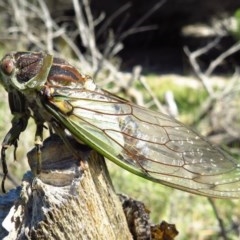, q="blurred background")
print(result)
[1,0,240,239]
